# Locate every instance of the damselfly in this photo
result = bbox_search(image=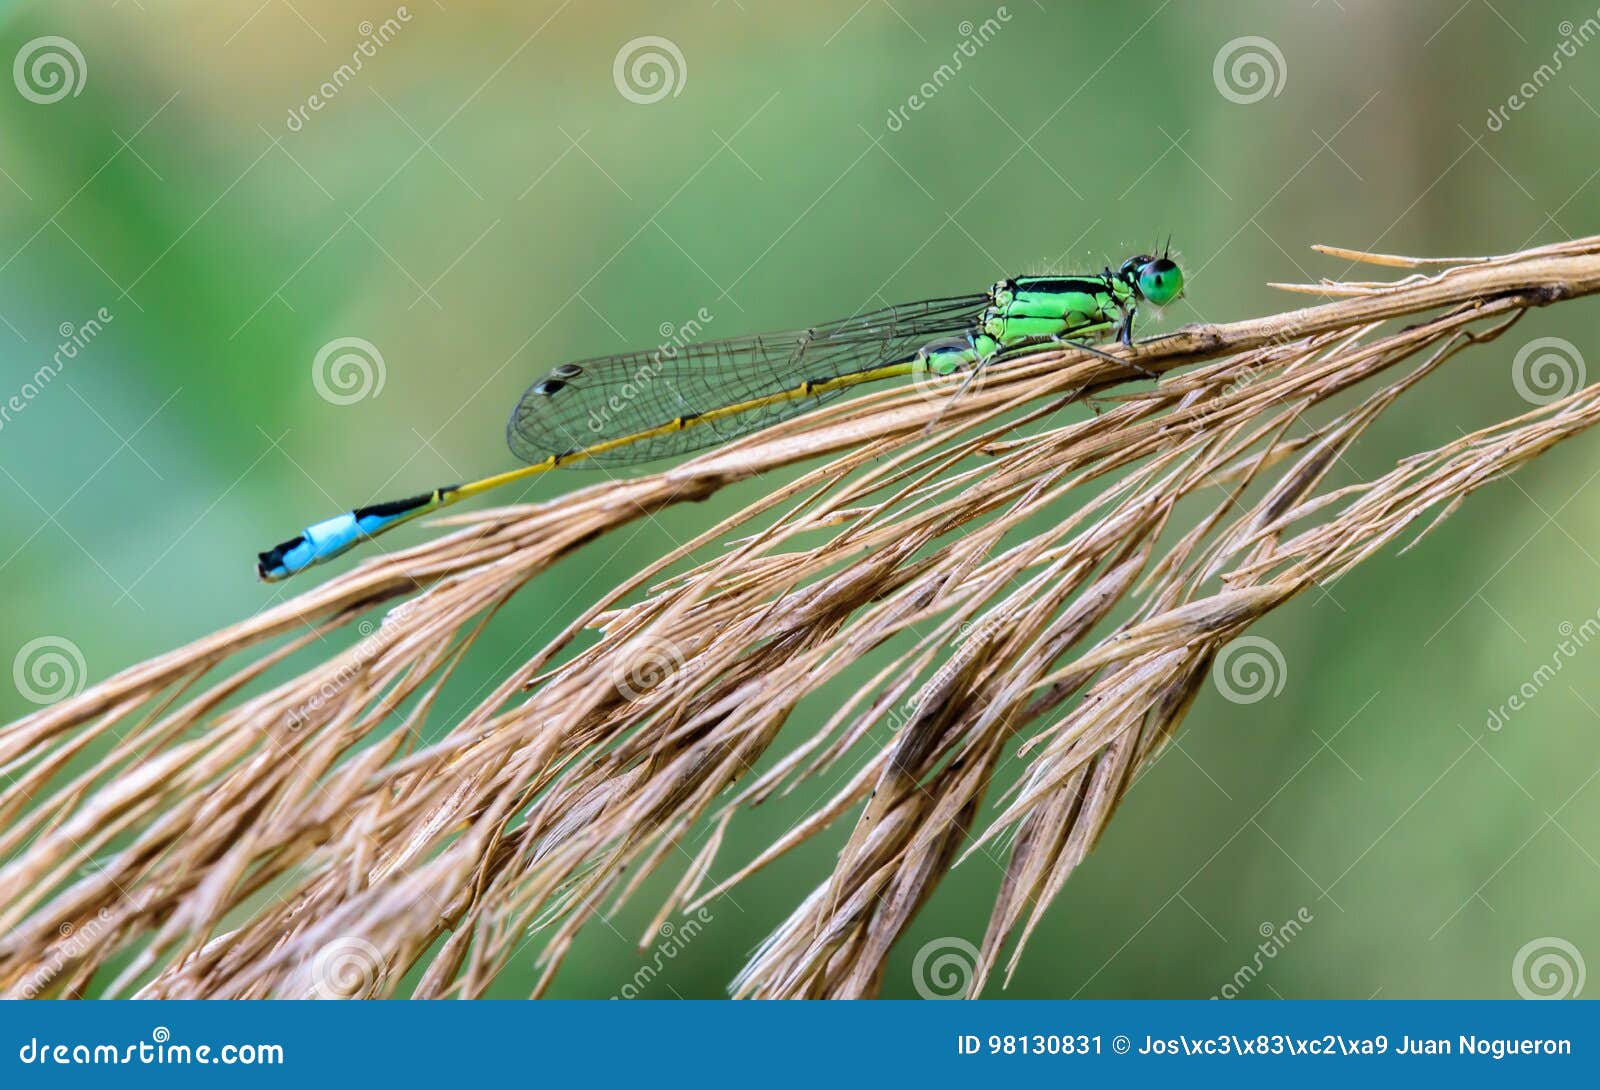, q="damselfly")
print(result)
[257,252,1183,581]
